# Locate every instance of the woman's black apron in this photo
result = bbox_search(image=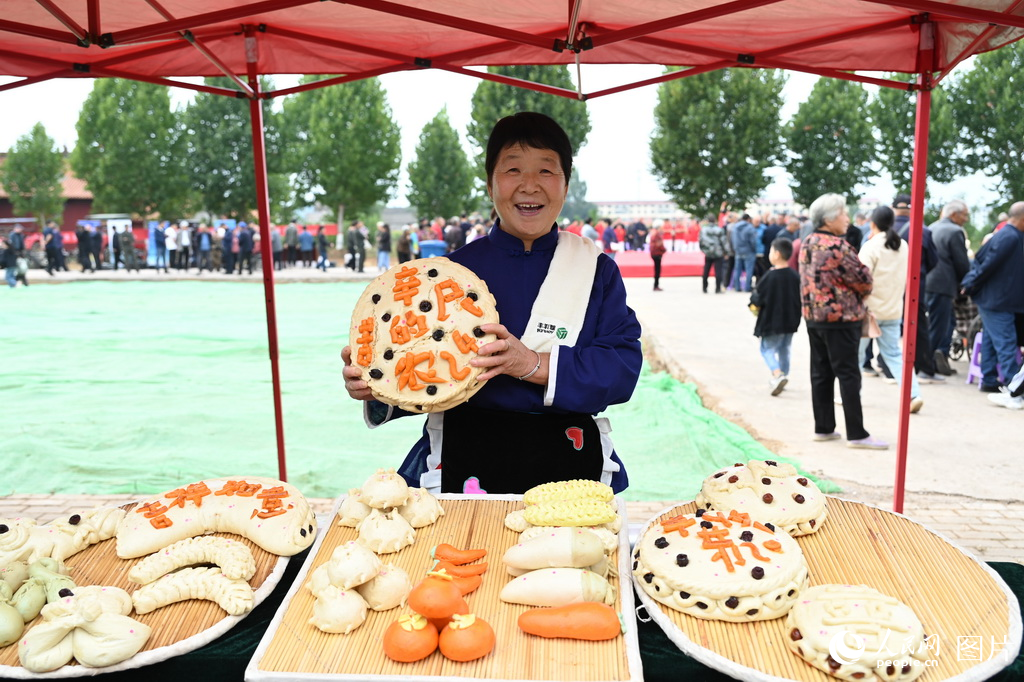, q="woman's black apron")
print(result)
[439,403,603,494]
